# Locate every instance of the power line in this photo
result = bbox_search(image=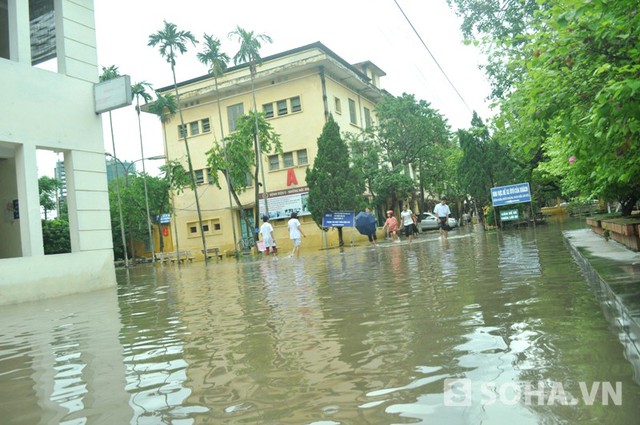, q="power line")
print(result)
[392,0,472,113]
